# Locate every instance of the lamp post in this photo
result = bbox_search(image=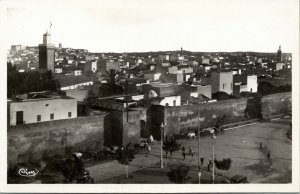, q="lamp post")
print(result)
[211,133,216,184]
[160,123,164,169]
[197,102,201,170]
